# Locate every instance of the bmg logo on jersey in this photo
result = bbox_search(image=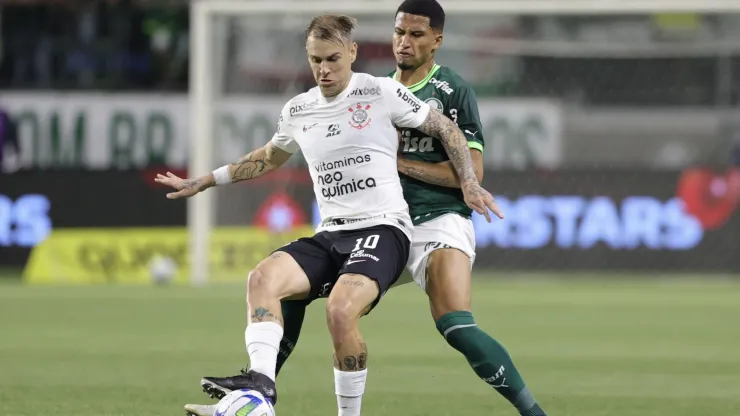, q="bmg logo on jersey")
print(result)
[396,88,422,113]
